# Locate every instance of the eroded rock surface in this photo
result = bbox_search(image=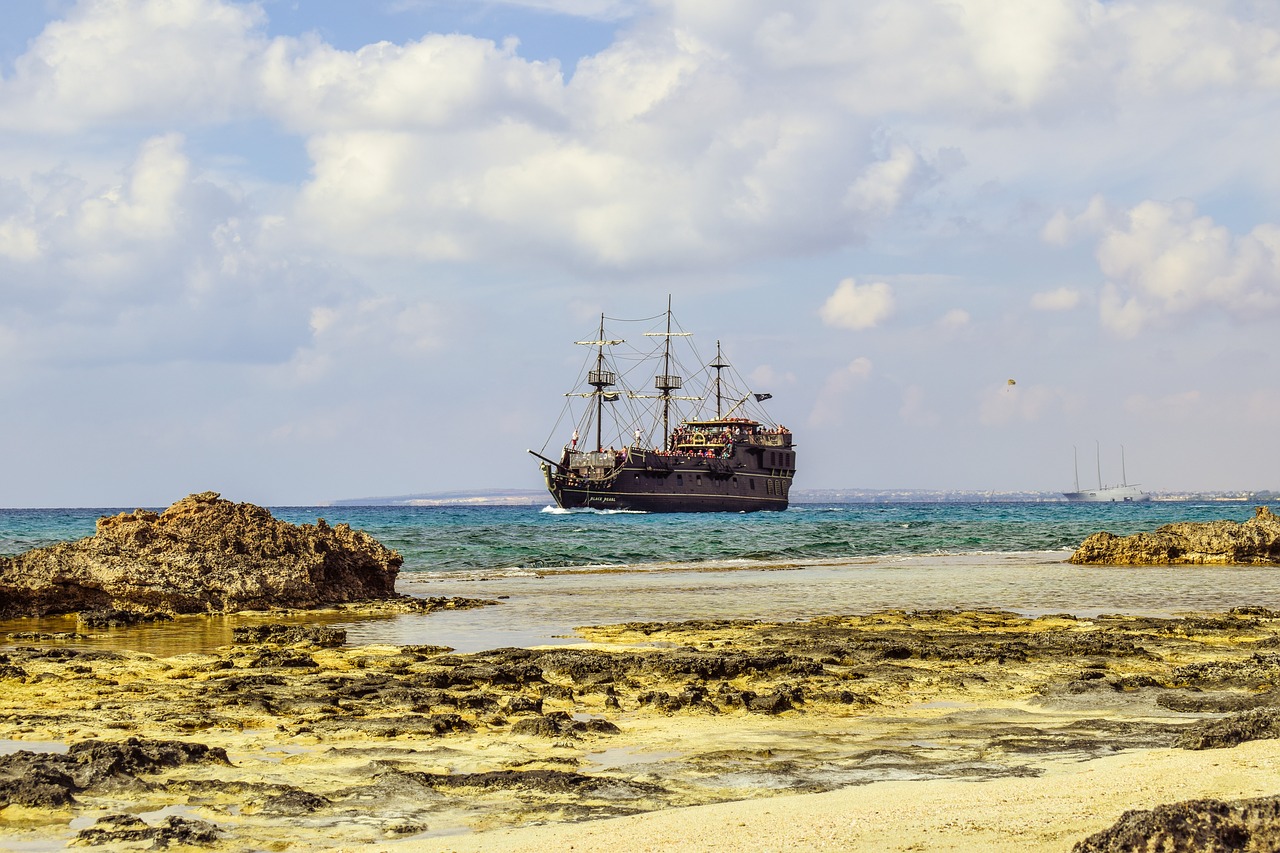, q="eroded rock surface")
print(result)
[0,737,229,808]
[3,608,1280,851]
[0,492,403,617]
[1070,506,1280,566]
[1073,795,1280,852]
[231,624,347,647]
[75,813,221,848]
[1174,708,1280,750]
